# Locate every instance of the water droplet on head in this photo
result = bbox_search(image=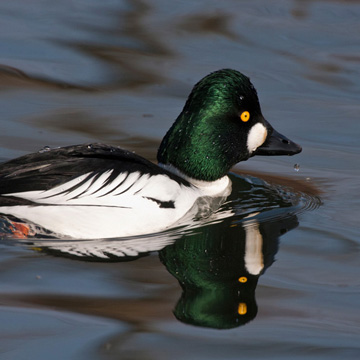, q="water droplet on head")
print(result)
[294,163,300,172]
[38,145,51,153]
[87,144,93,149]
